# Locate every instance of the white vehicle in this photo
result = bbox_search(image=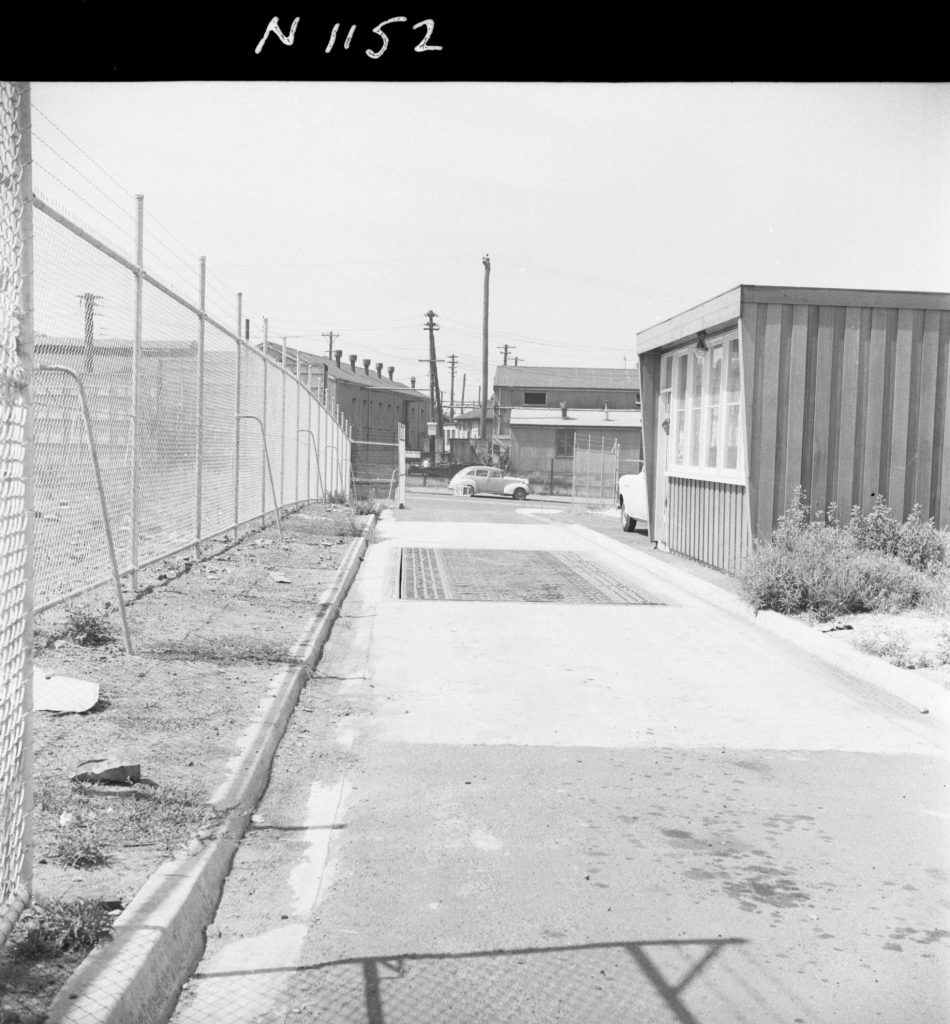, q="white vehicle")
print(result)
[617,470,649,532]
[448,465,531,500]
